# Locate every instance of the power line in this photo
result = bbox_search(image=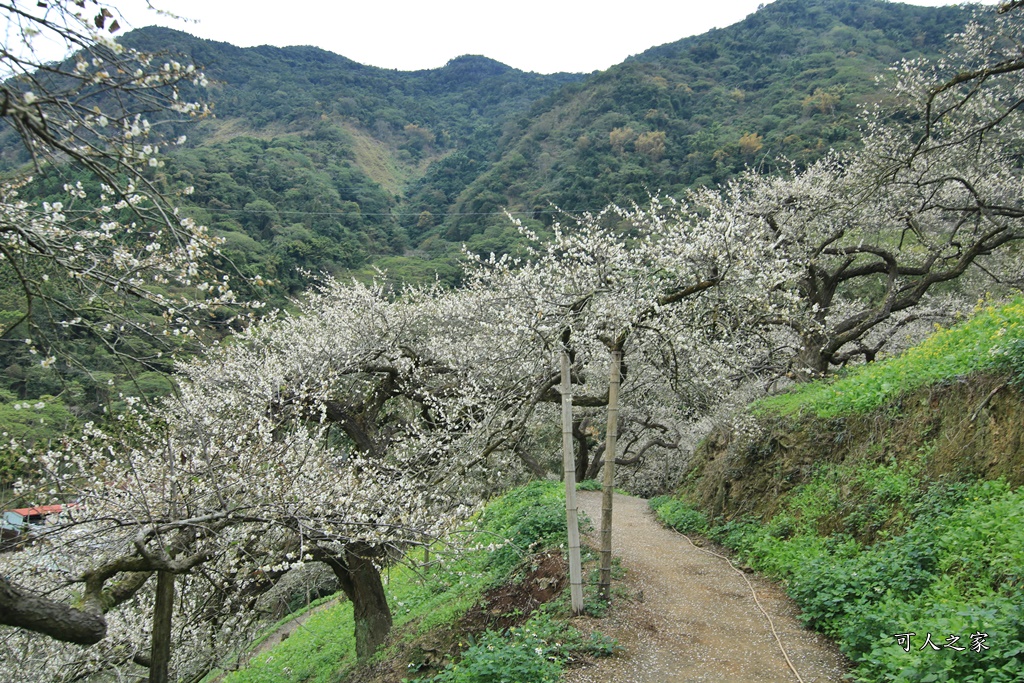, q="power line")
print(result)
[194,207,602,218]
[57,206,611,219]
